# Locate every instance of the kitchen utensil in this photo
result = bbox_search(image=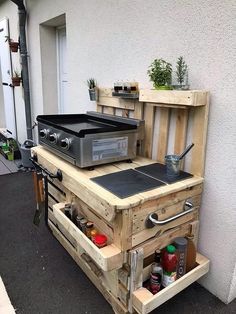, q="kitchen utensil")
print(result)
[165,143,194,178]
